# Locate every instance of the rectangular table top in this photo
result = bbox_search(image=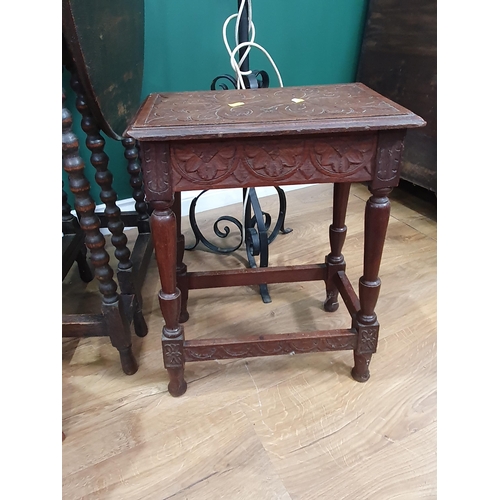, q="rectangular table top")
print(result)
[126,83,425,141]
